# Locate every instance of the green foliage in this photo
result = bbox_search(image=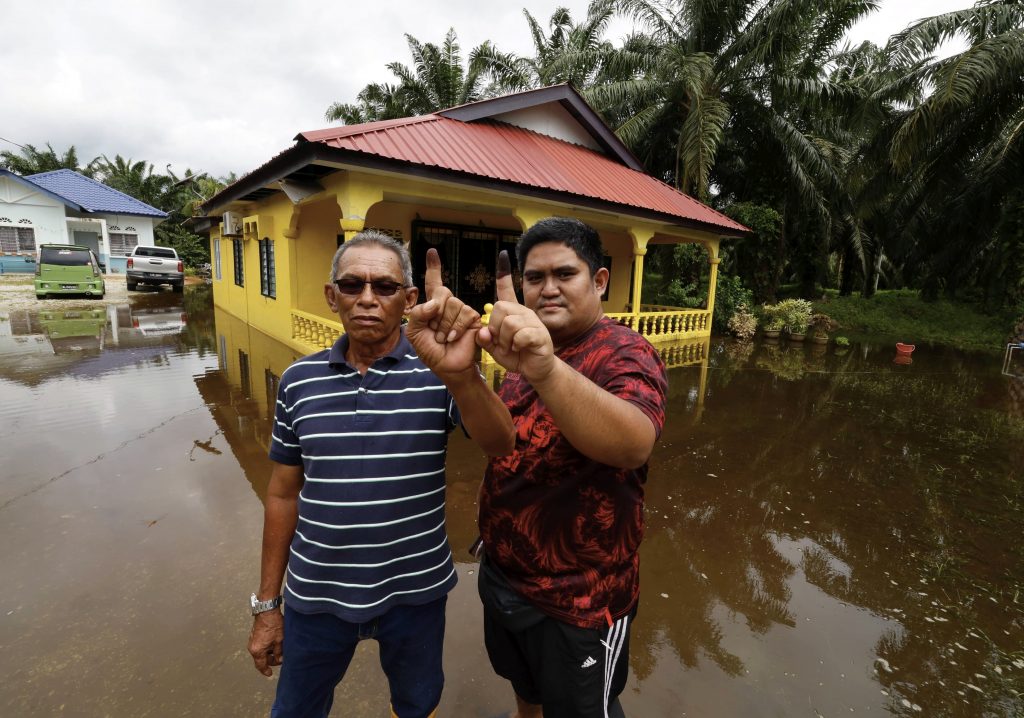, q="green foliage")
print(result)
[723,202,784,303]
[155,223,209,269]
[326,28,489,122]
[776,298,813,334]
[834,335,850,346]
[759,302,786,332]
[0,143,96,176]
[815,290,1017,353]
[713,274,754,333]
